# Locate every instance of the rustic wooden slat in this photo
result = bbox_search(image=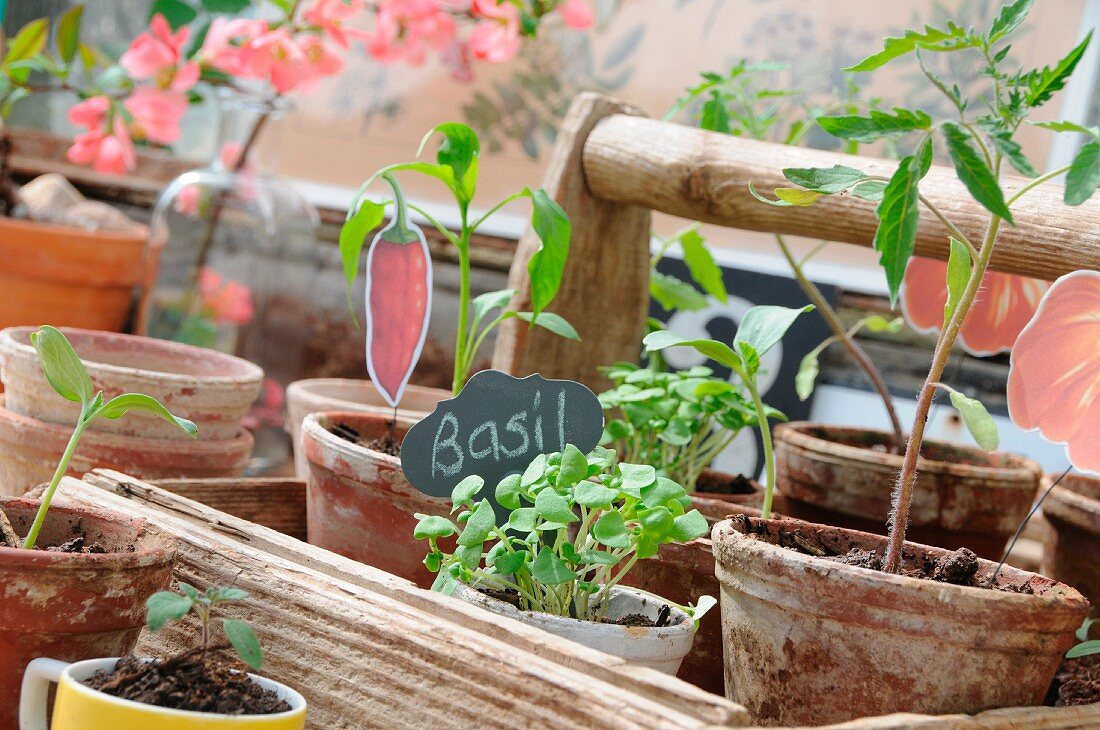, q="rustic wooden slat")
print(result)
[150,478,307,541]
[807,703,1100,729]
[583,114,1100,281]
[59,470,749,730]
[492,92,653,391]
